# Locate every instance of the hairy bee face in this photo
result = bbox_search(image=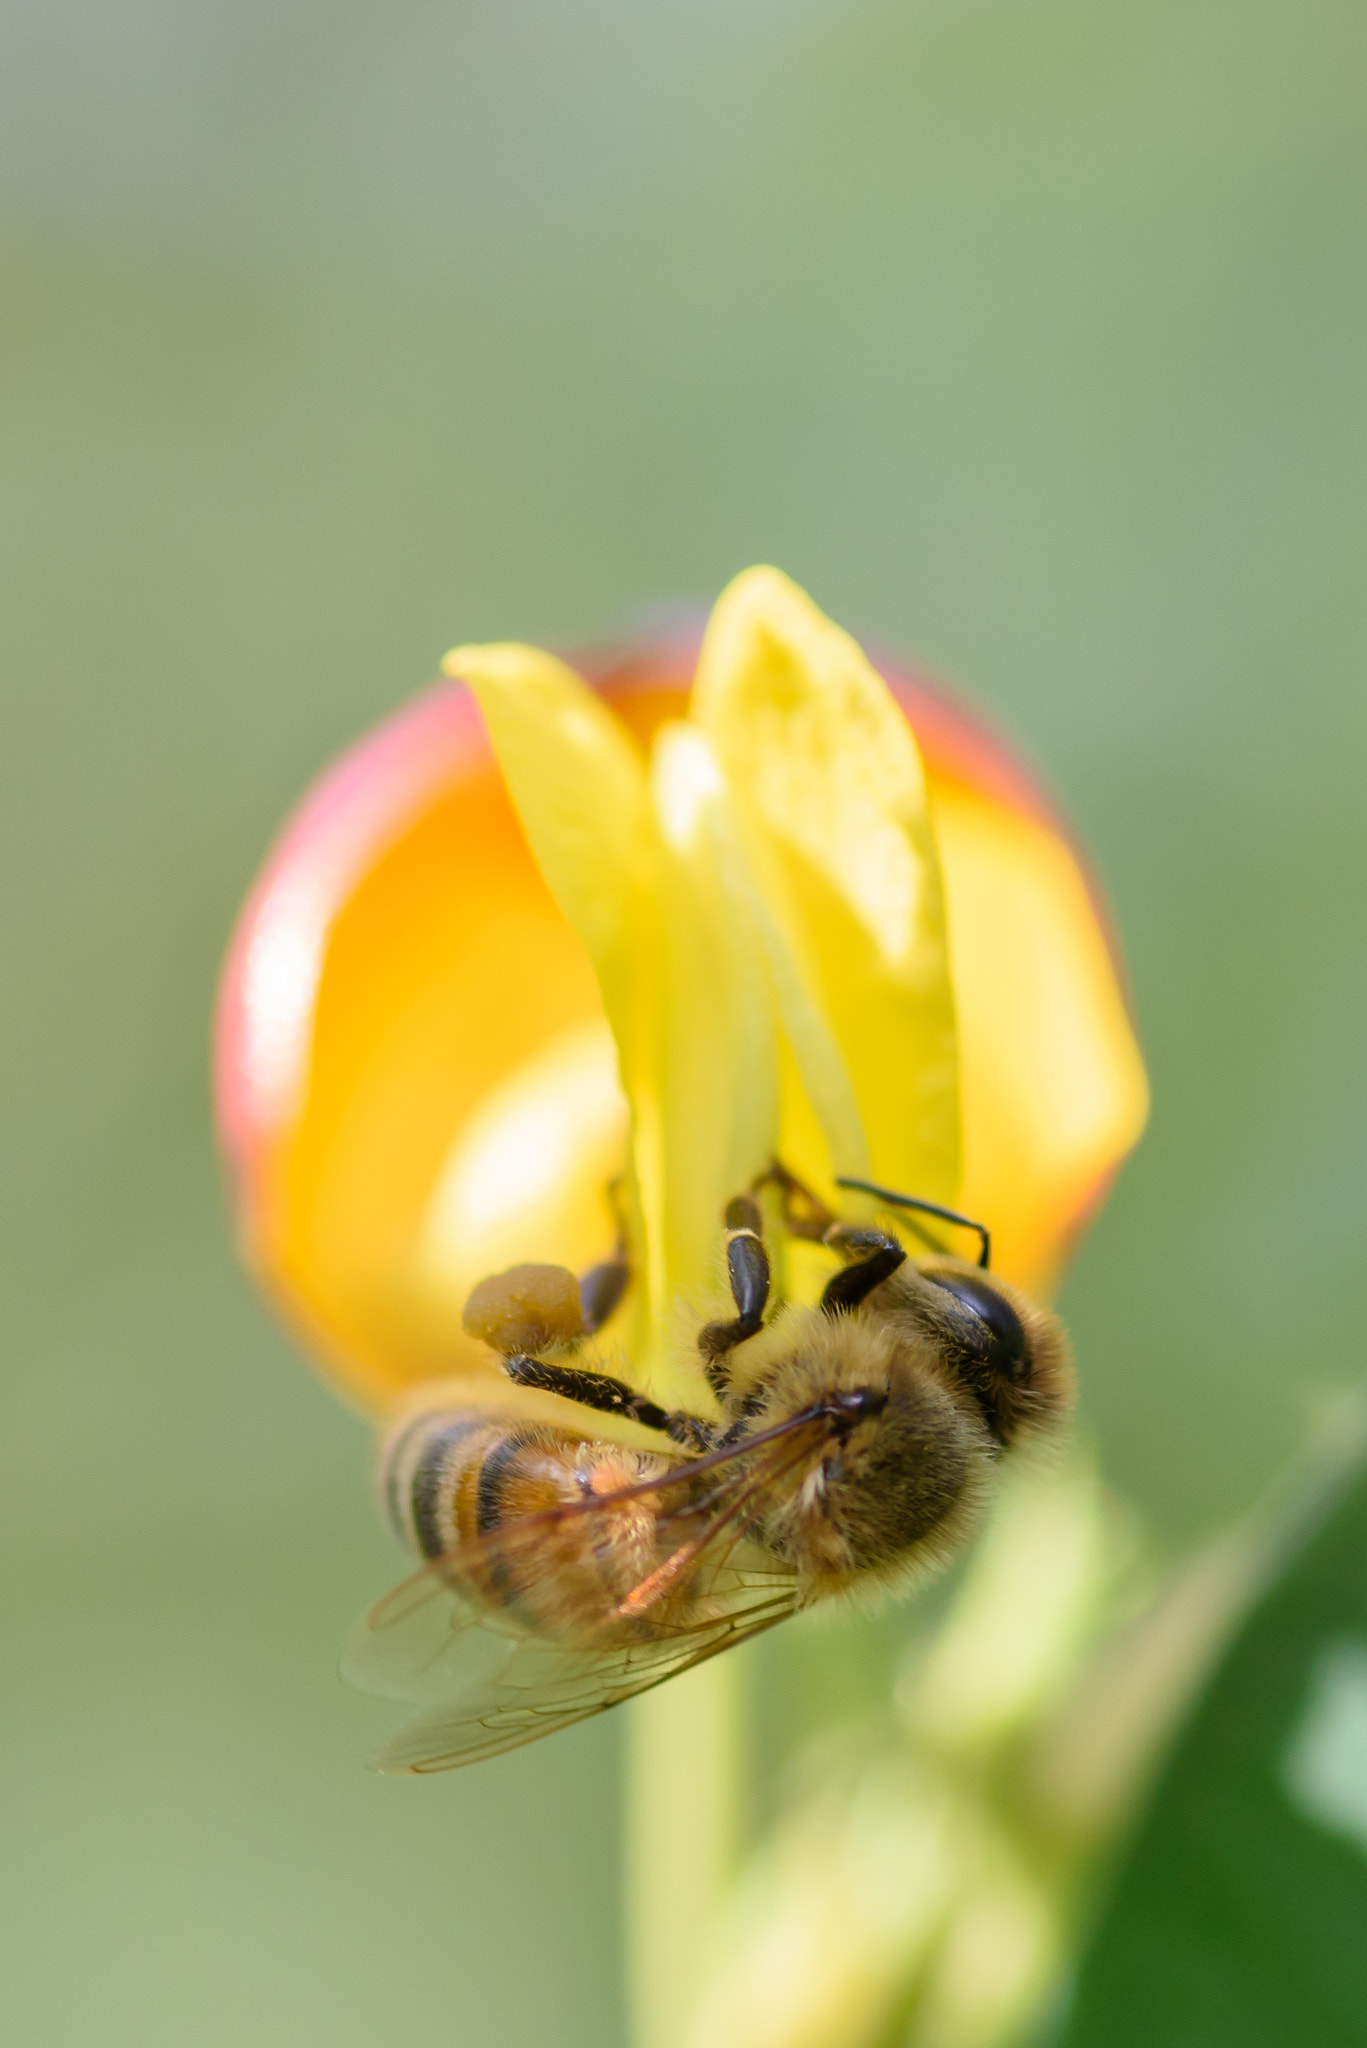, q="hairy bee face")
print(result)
[715,1310,991,1593]
[818,1355,994,1584]
[715,1265,1072,1598]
